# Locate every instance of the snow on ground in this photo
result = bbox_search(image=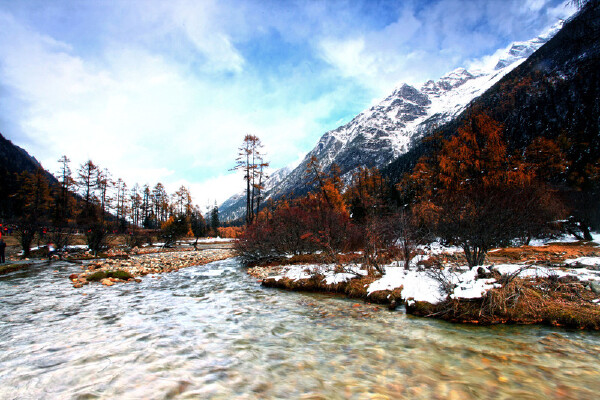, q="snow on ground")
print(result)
[367,267,444,304]
[527,232,600,246]
[269,261,600,306]
[195,237,234,243]
[417,242,462,255]
[65,245,89,250]
[269,262,500,305]
[492,263,600,282]
[367,265,500,305]
[450,268,501,300]
[564,257,600,267]
[268,233,600,305]
[270,264,367,285]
